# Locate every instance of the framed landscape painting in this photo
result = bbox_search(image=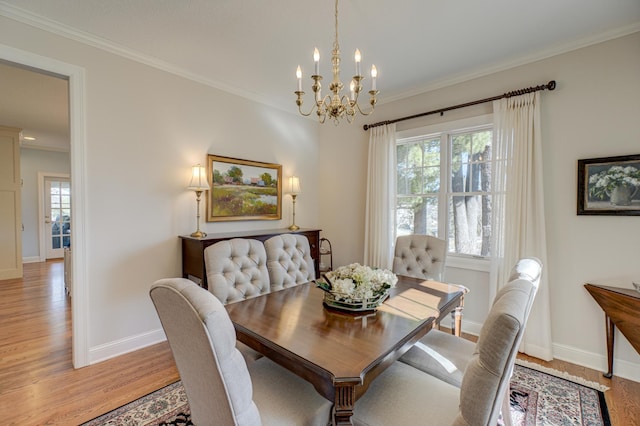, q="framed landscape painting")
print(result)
[206,155,282,222]
[577,154,640,216]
